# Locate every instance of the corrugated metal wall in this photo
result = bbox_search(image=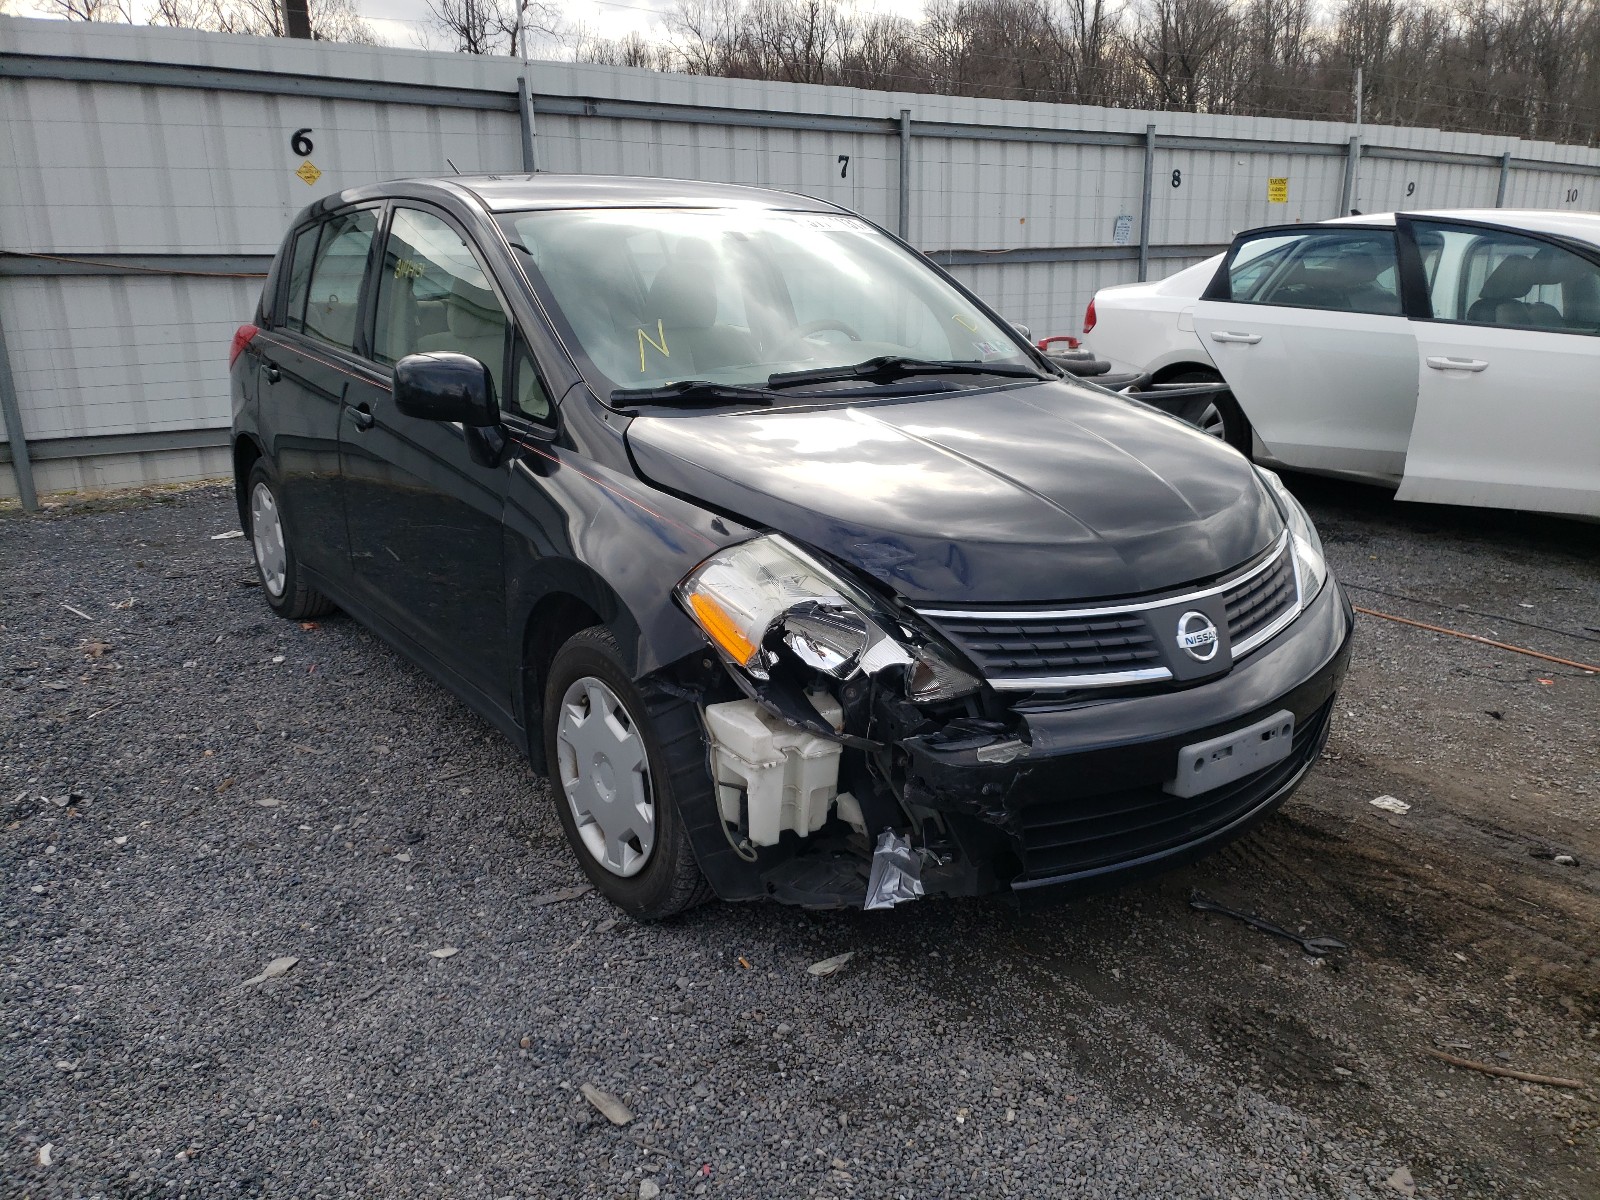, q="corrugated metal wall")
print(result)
[3,15,1599,501]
